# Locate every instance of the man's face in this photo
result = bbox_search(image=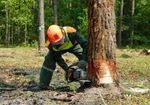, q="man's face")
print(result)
[53,41,64,48]
[52,30,65,48]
